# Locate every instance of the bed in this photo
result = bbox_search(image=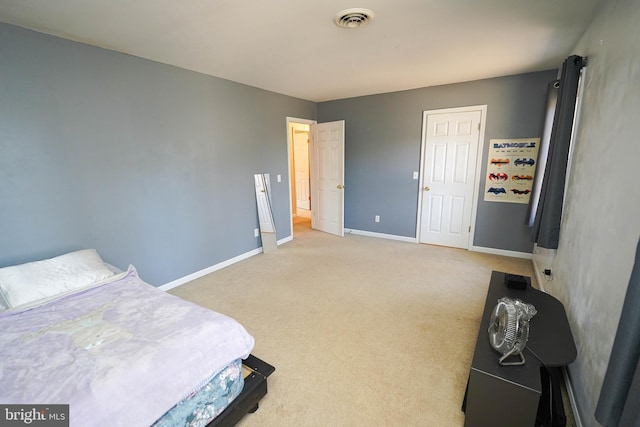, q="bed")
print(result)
[0,249,273,427]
